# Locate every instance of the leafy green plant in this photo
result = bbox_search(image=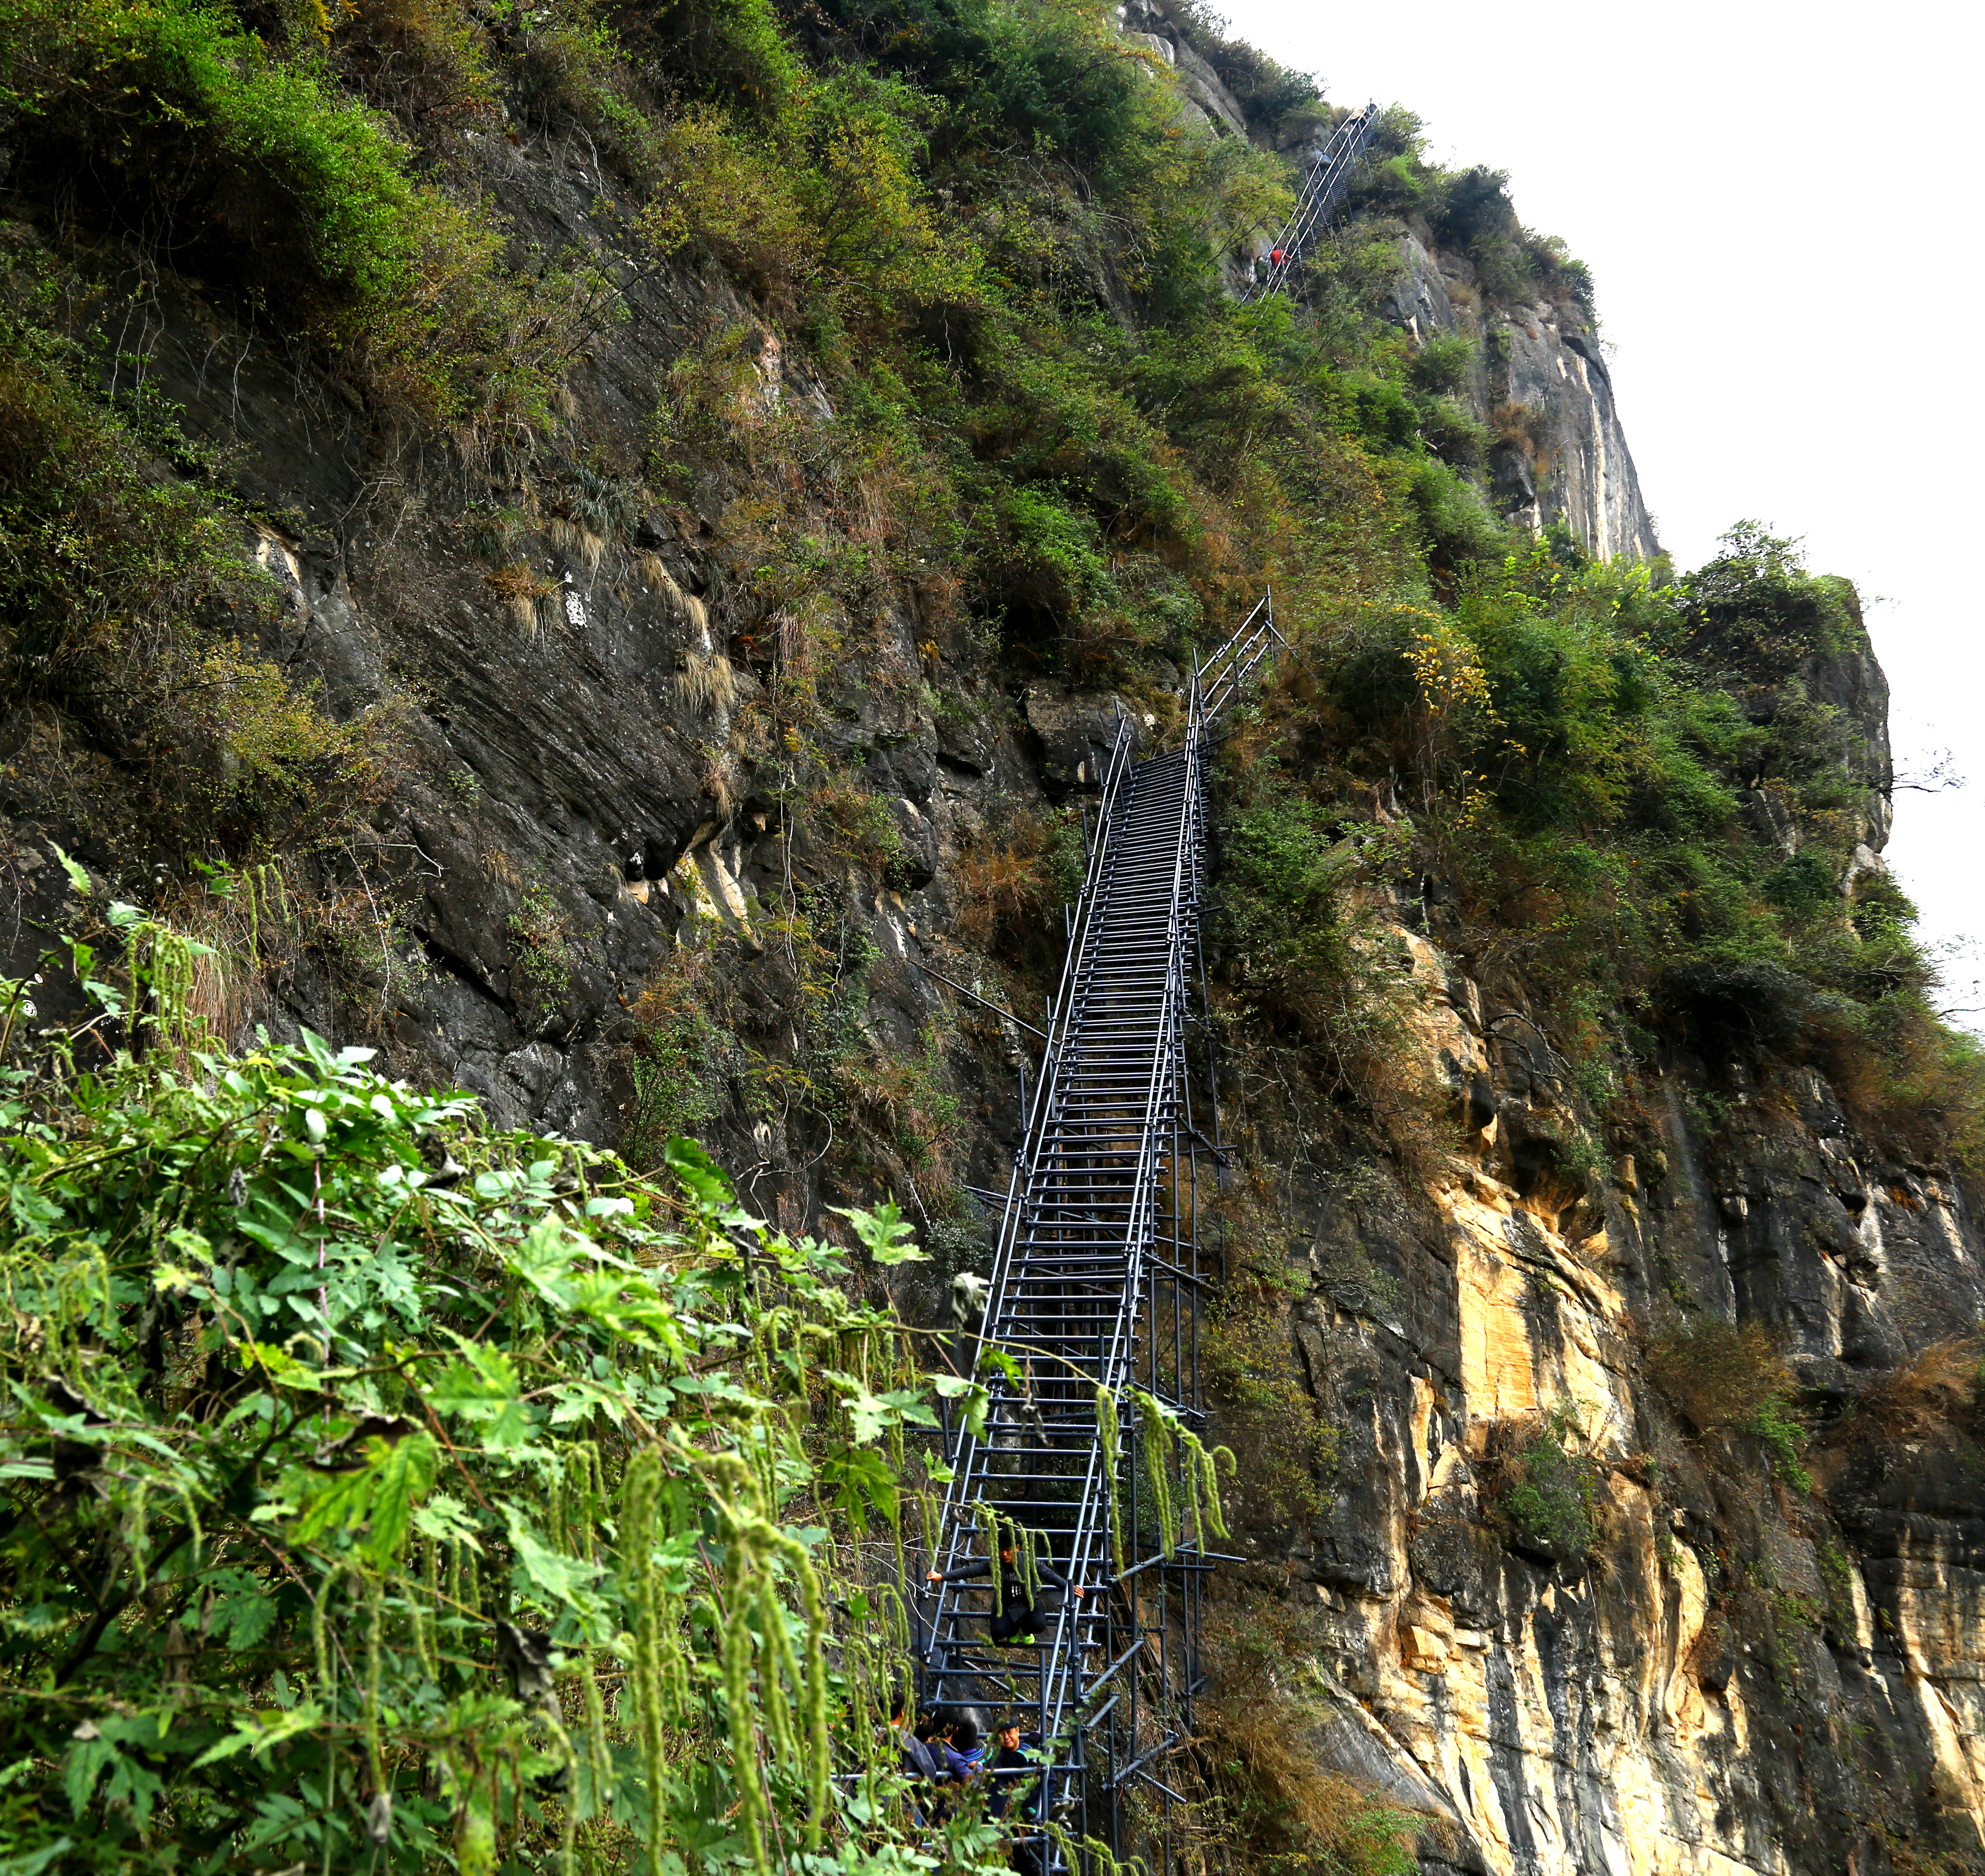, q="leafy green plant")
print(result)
[1751,1396,1812,1493]
[0,1018,1010,1874]
[508,883,576,1027]
[0,304,395,856]
[1486,1406,1604,1567]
